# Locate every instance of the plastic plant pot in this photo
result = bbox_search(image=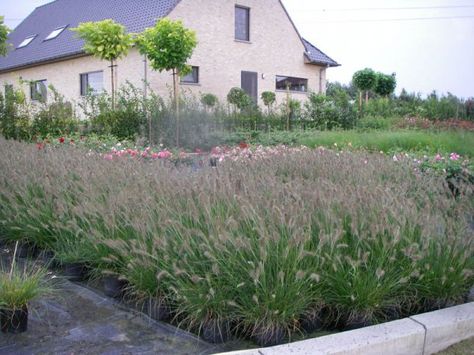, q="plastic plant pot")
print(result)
[63,263,87,281]
[253,325,286,347]
[300,309,323,333]
[0,306,28,334]
[103,275,127,298]
[201,319,231,344]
